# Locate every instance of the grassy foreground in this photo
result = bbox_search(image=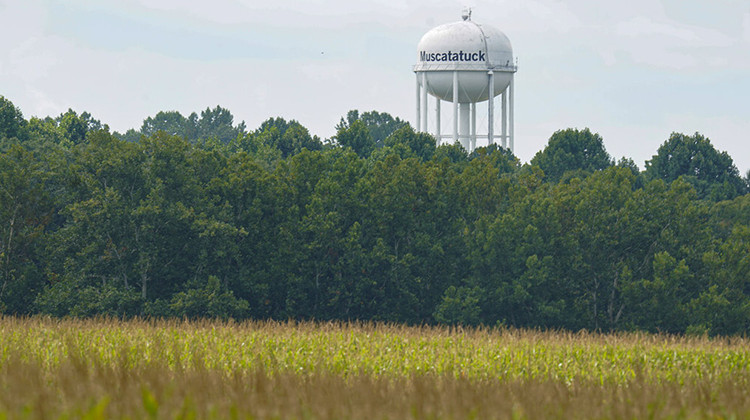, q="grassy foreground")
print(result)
[1,317,749,419]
